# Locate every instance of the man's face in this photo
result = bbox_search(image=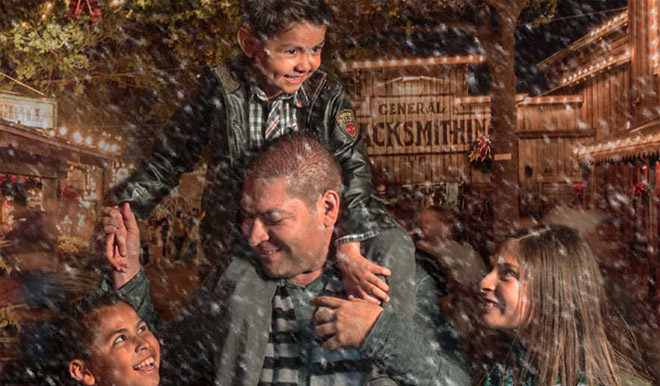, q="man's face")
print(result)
[241,176,330,286]
[87,303,161,386]
[250,21,326,98]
